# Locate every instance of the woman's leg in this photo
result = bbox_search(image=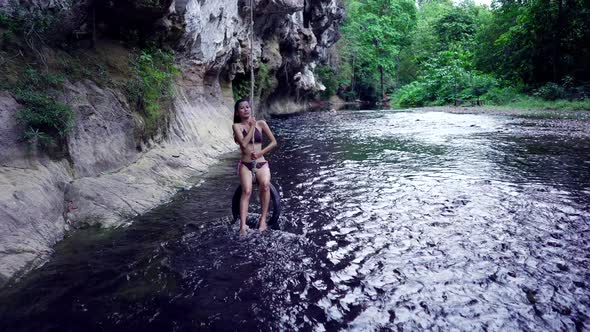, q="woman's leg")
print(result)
[256,164,271,231]
[239,164,253,235]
